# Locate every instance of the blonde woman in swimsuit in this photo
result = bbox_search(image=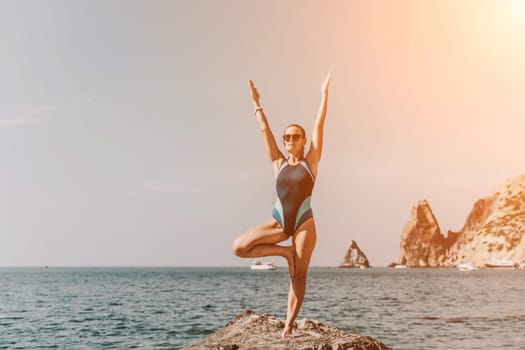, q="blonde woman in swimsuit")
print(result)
[232,72,331,338]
